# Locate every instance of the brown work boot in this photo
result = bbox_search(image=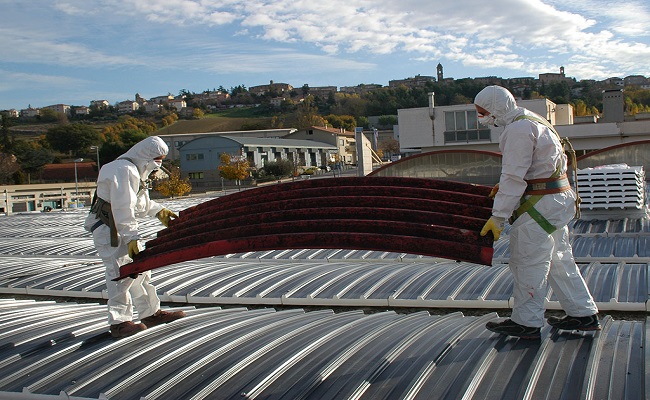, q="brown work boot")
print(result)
[110,321,147,338]
[141,309,186,327]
